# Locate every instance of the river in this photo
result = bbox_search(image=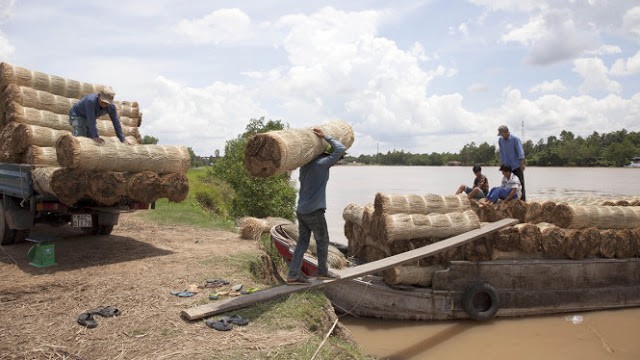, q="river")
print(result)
[292,165,640,360]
